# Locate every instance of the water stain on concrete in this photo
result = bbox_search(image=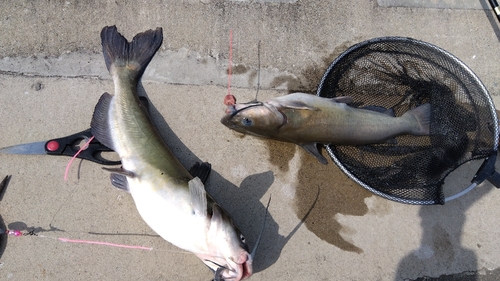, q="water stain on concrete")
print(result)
[431,224,455,262]
[303,40,362,92]
[294,152,371,253]
[262,139,297,172]
[269,39,361,93]
[261,140,371,253]
[265,41,373,252]
[270,74,304,92]
[232,63,249,74]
